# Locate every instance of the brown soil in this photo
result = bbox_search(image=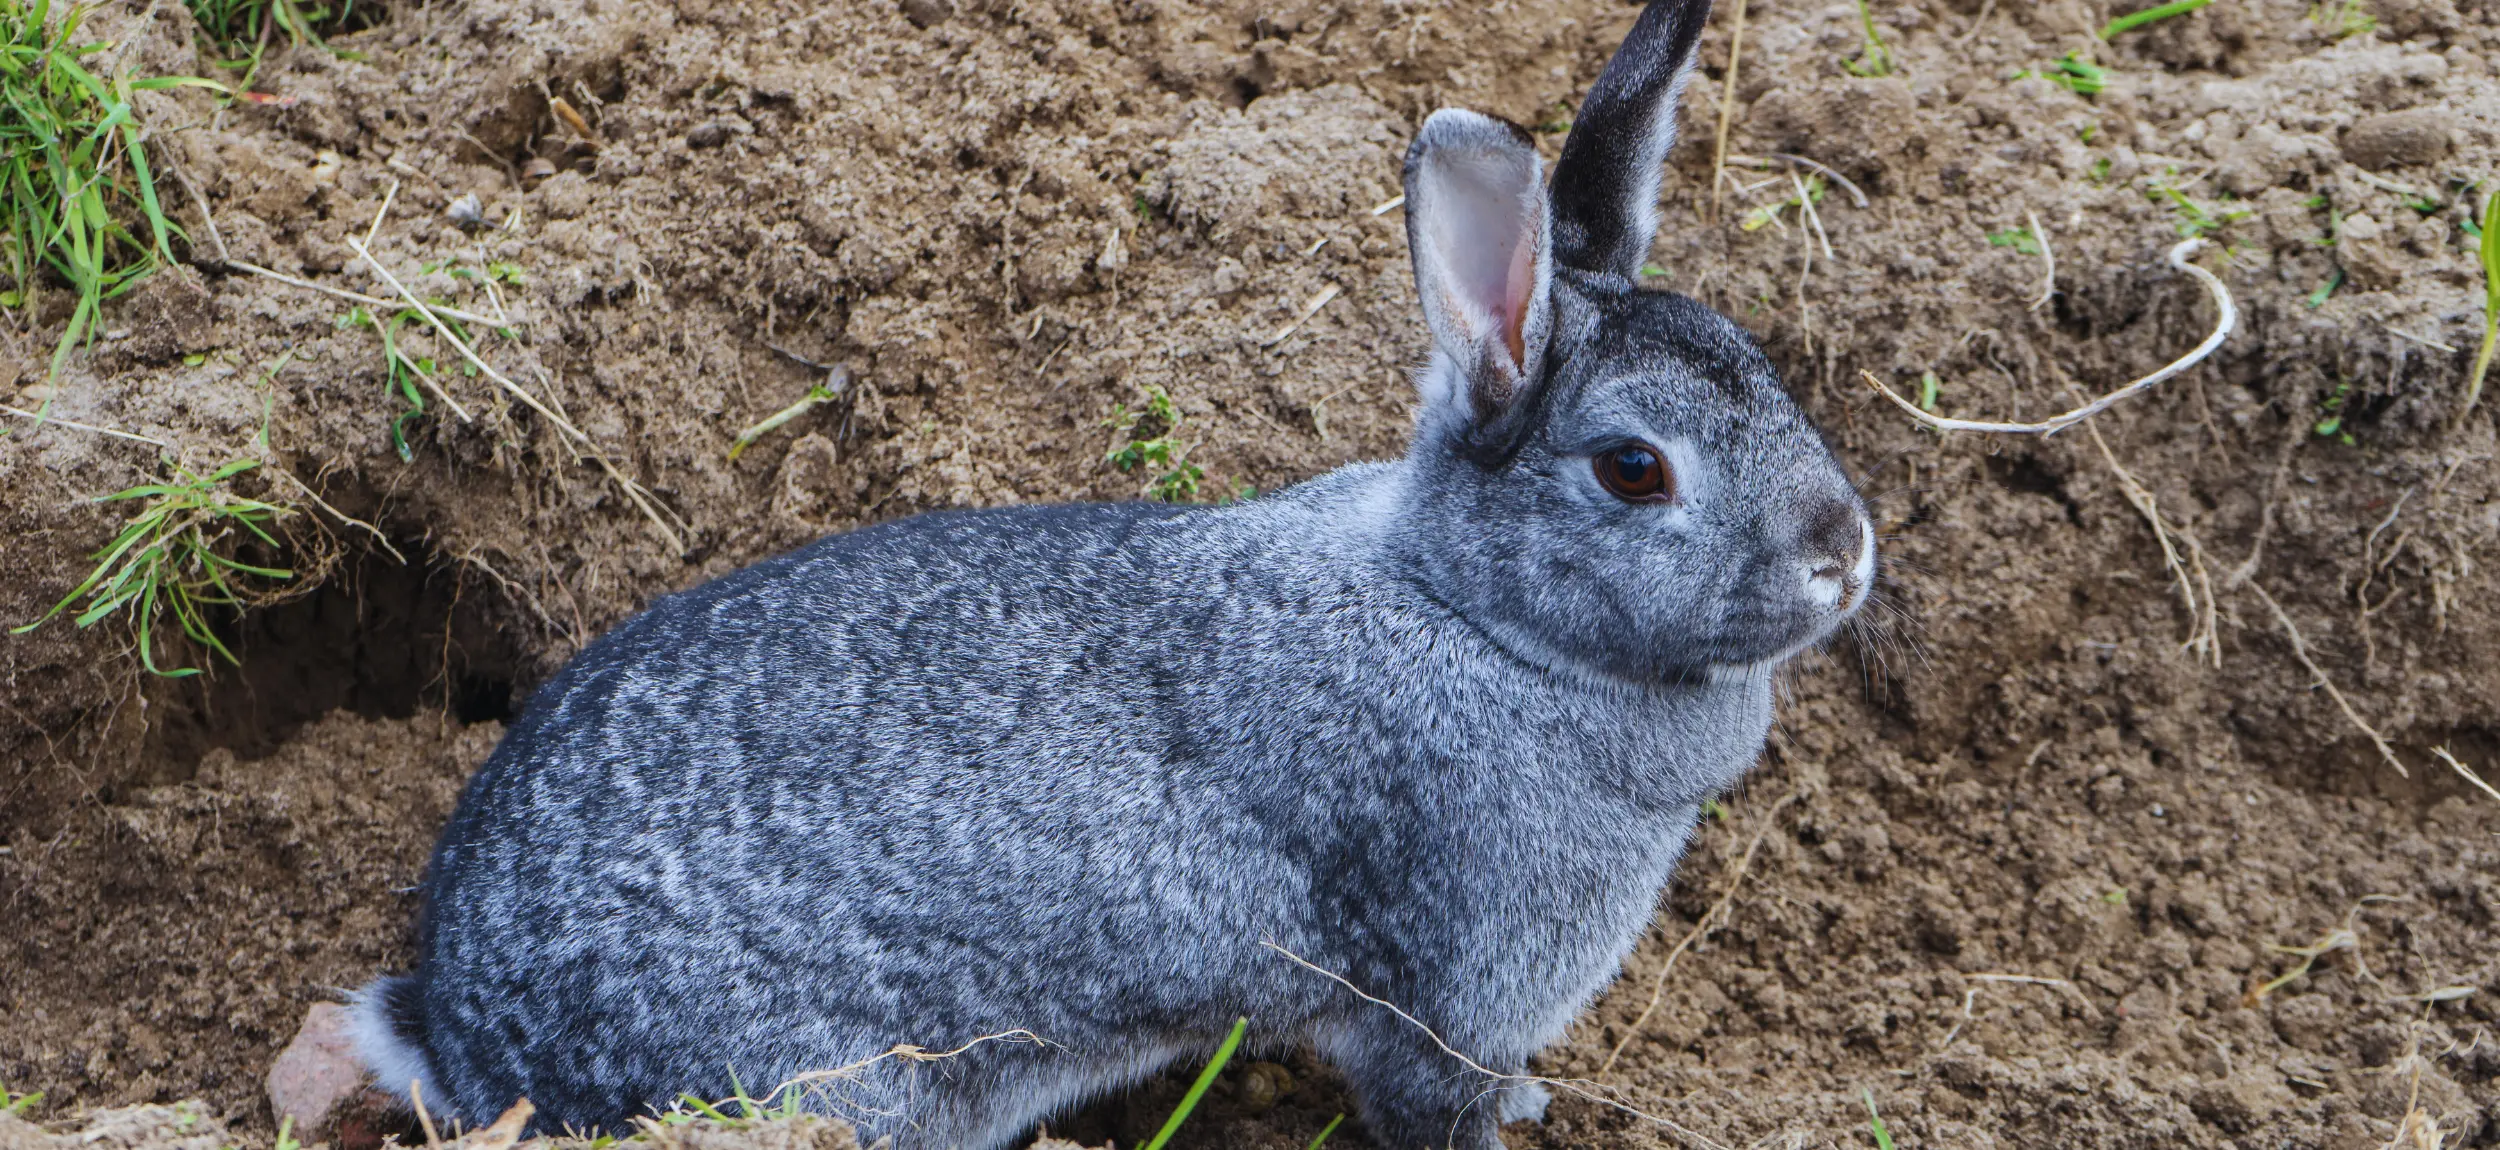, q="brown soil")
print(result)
[6,0,2499,1146]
